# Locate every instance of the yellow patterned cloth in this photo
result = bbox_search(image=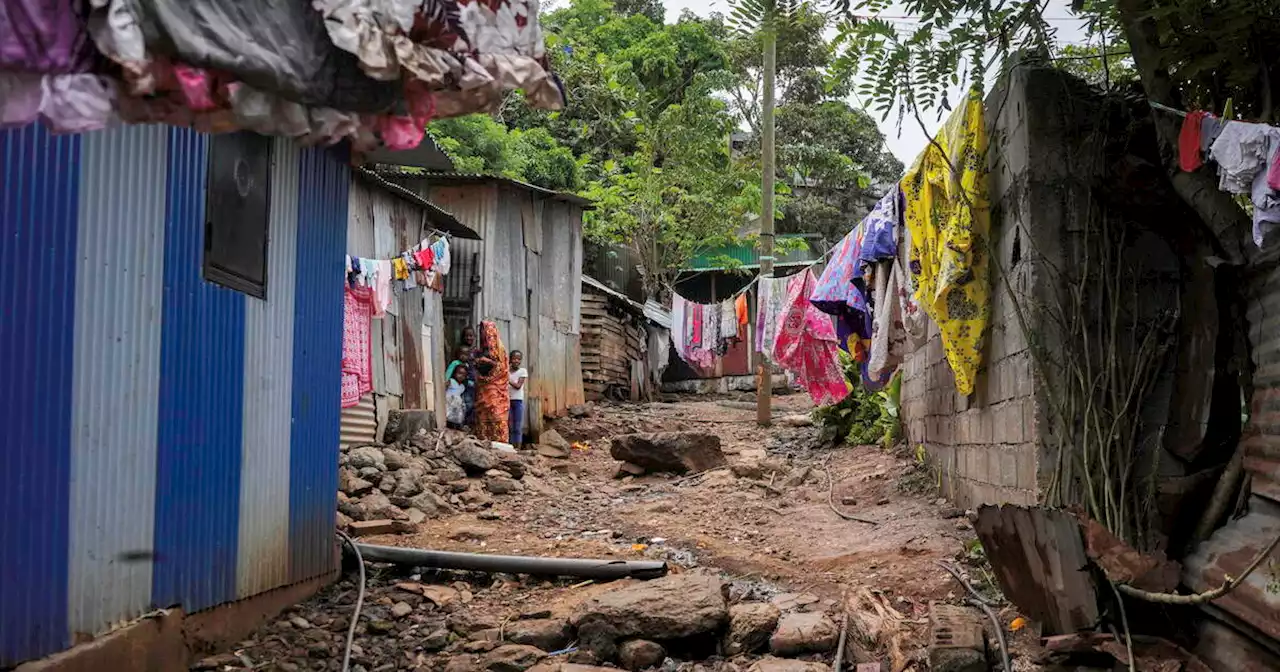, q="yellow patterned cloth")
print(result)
[899,91,991,396]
